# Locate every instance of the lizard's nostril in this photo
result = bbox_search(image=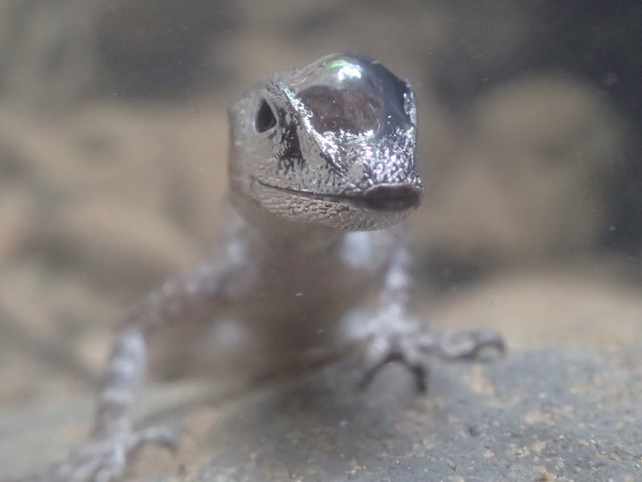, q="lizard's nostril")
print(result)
[358,184,423,213]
